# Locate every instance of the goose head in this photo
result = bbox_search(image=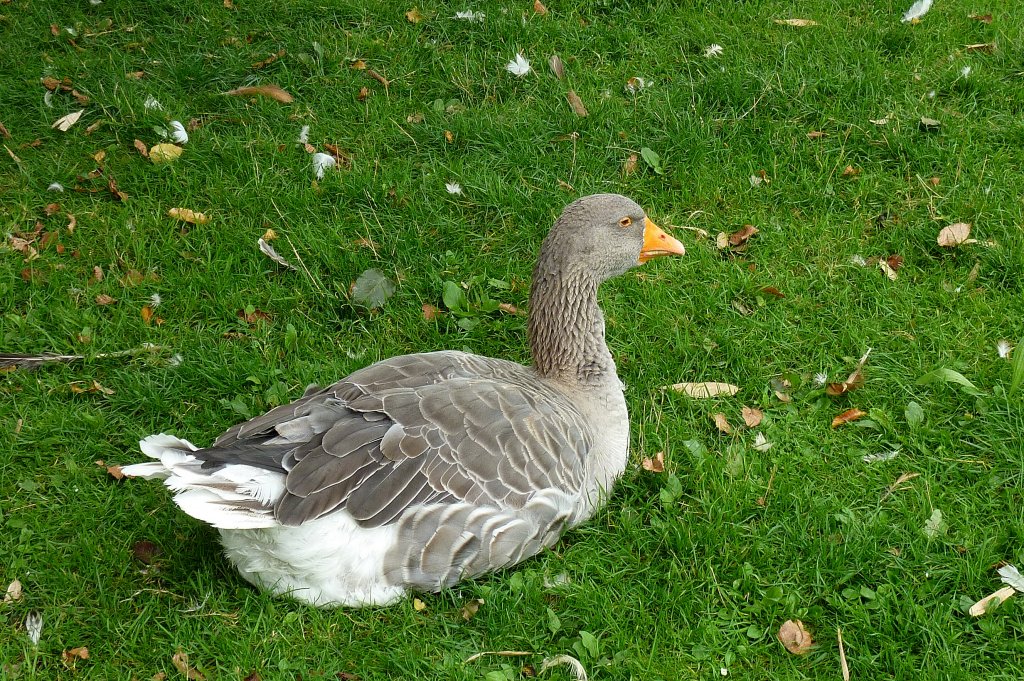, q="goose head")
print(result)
[540,193,685,281]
